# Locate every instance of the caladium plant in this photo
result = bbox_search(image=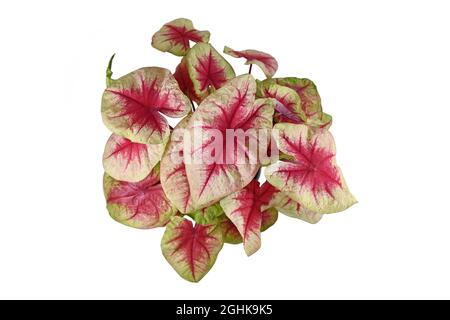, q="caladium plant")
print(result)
[100,18,357,282]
